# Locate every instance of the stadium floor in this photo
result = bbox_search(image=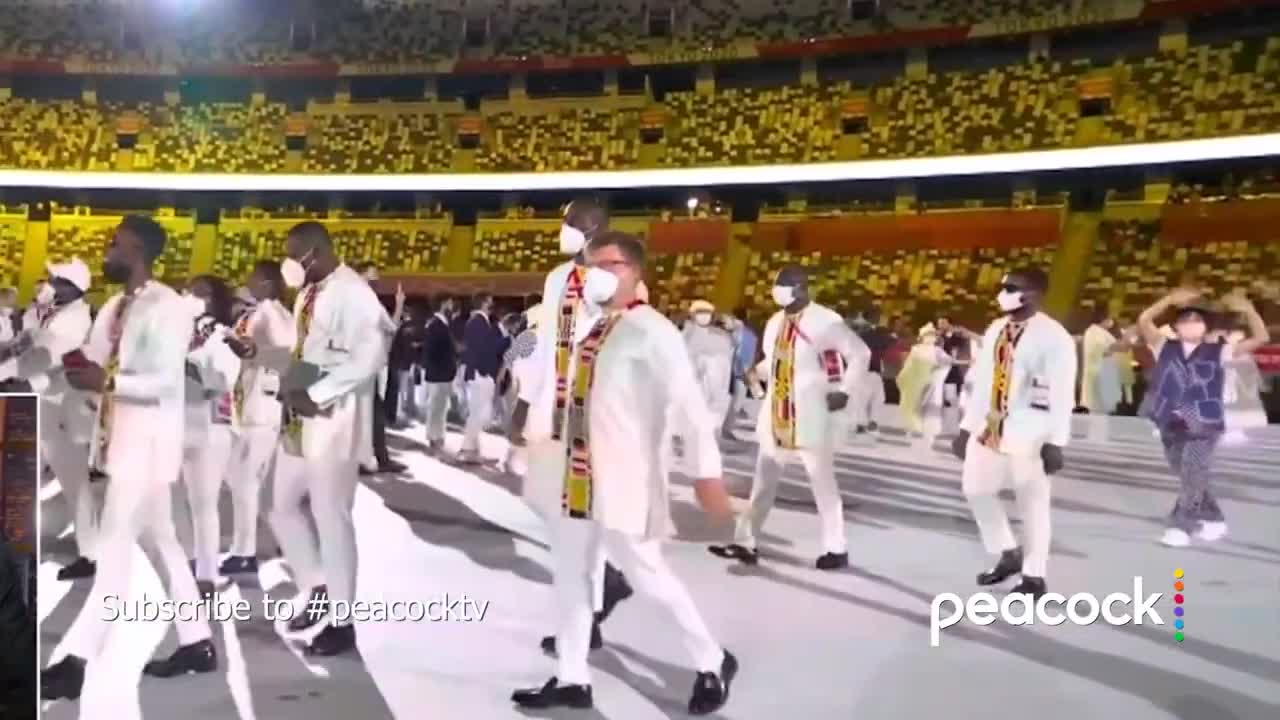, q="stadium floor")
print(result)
[38,412,1280,720]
